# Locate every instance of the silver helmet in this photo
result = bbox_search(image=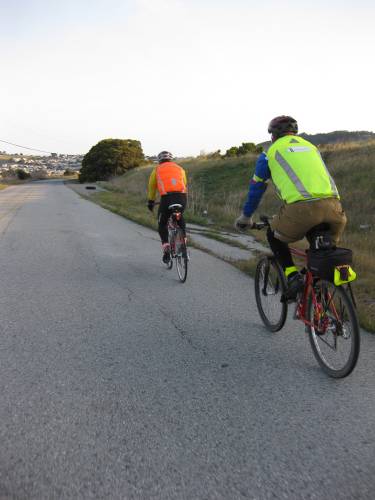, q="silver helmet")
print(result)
[157,151,174,163]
